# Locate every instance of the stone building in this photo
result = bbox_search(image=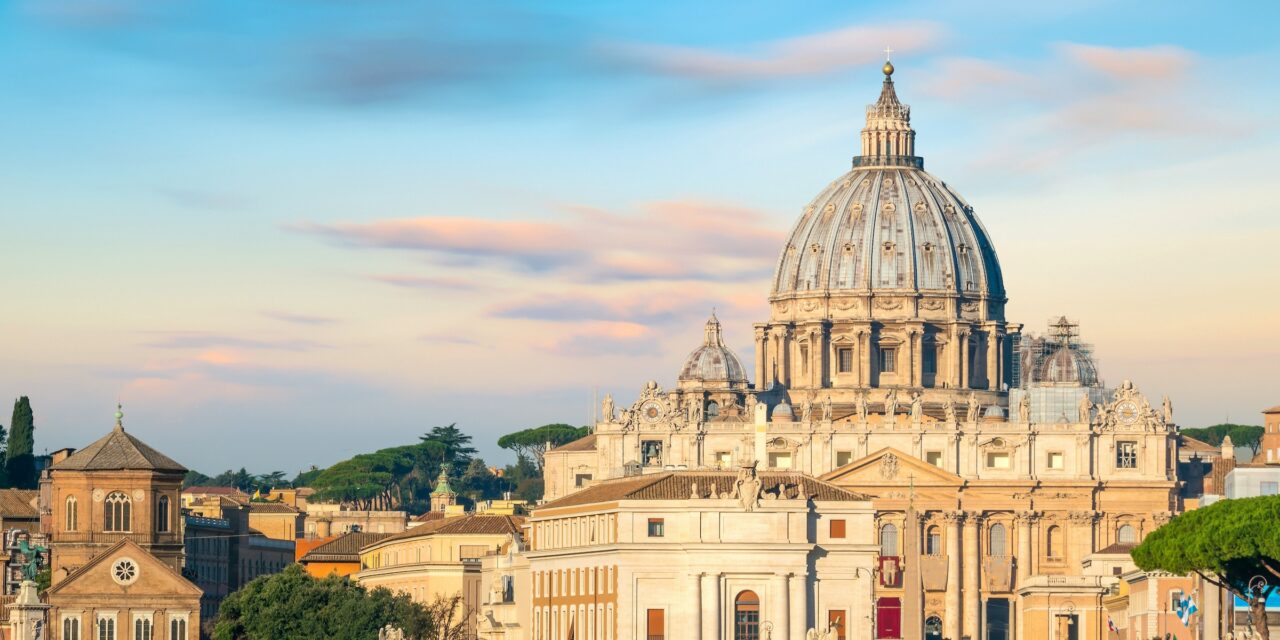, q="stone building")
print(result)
[43,407,200,639]
[480,467,876,640]
[544,62,1182,640]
